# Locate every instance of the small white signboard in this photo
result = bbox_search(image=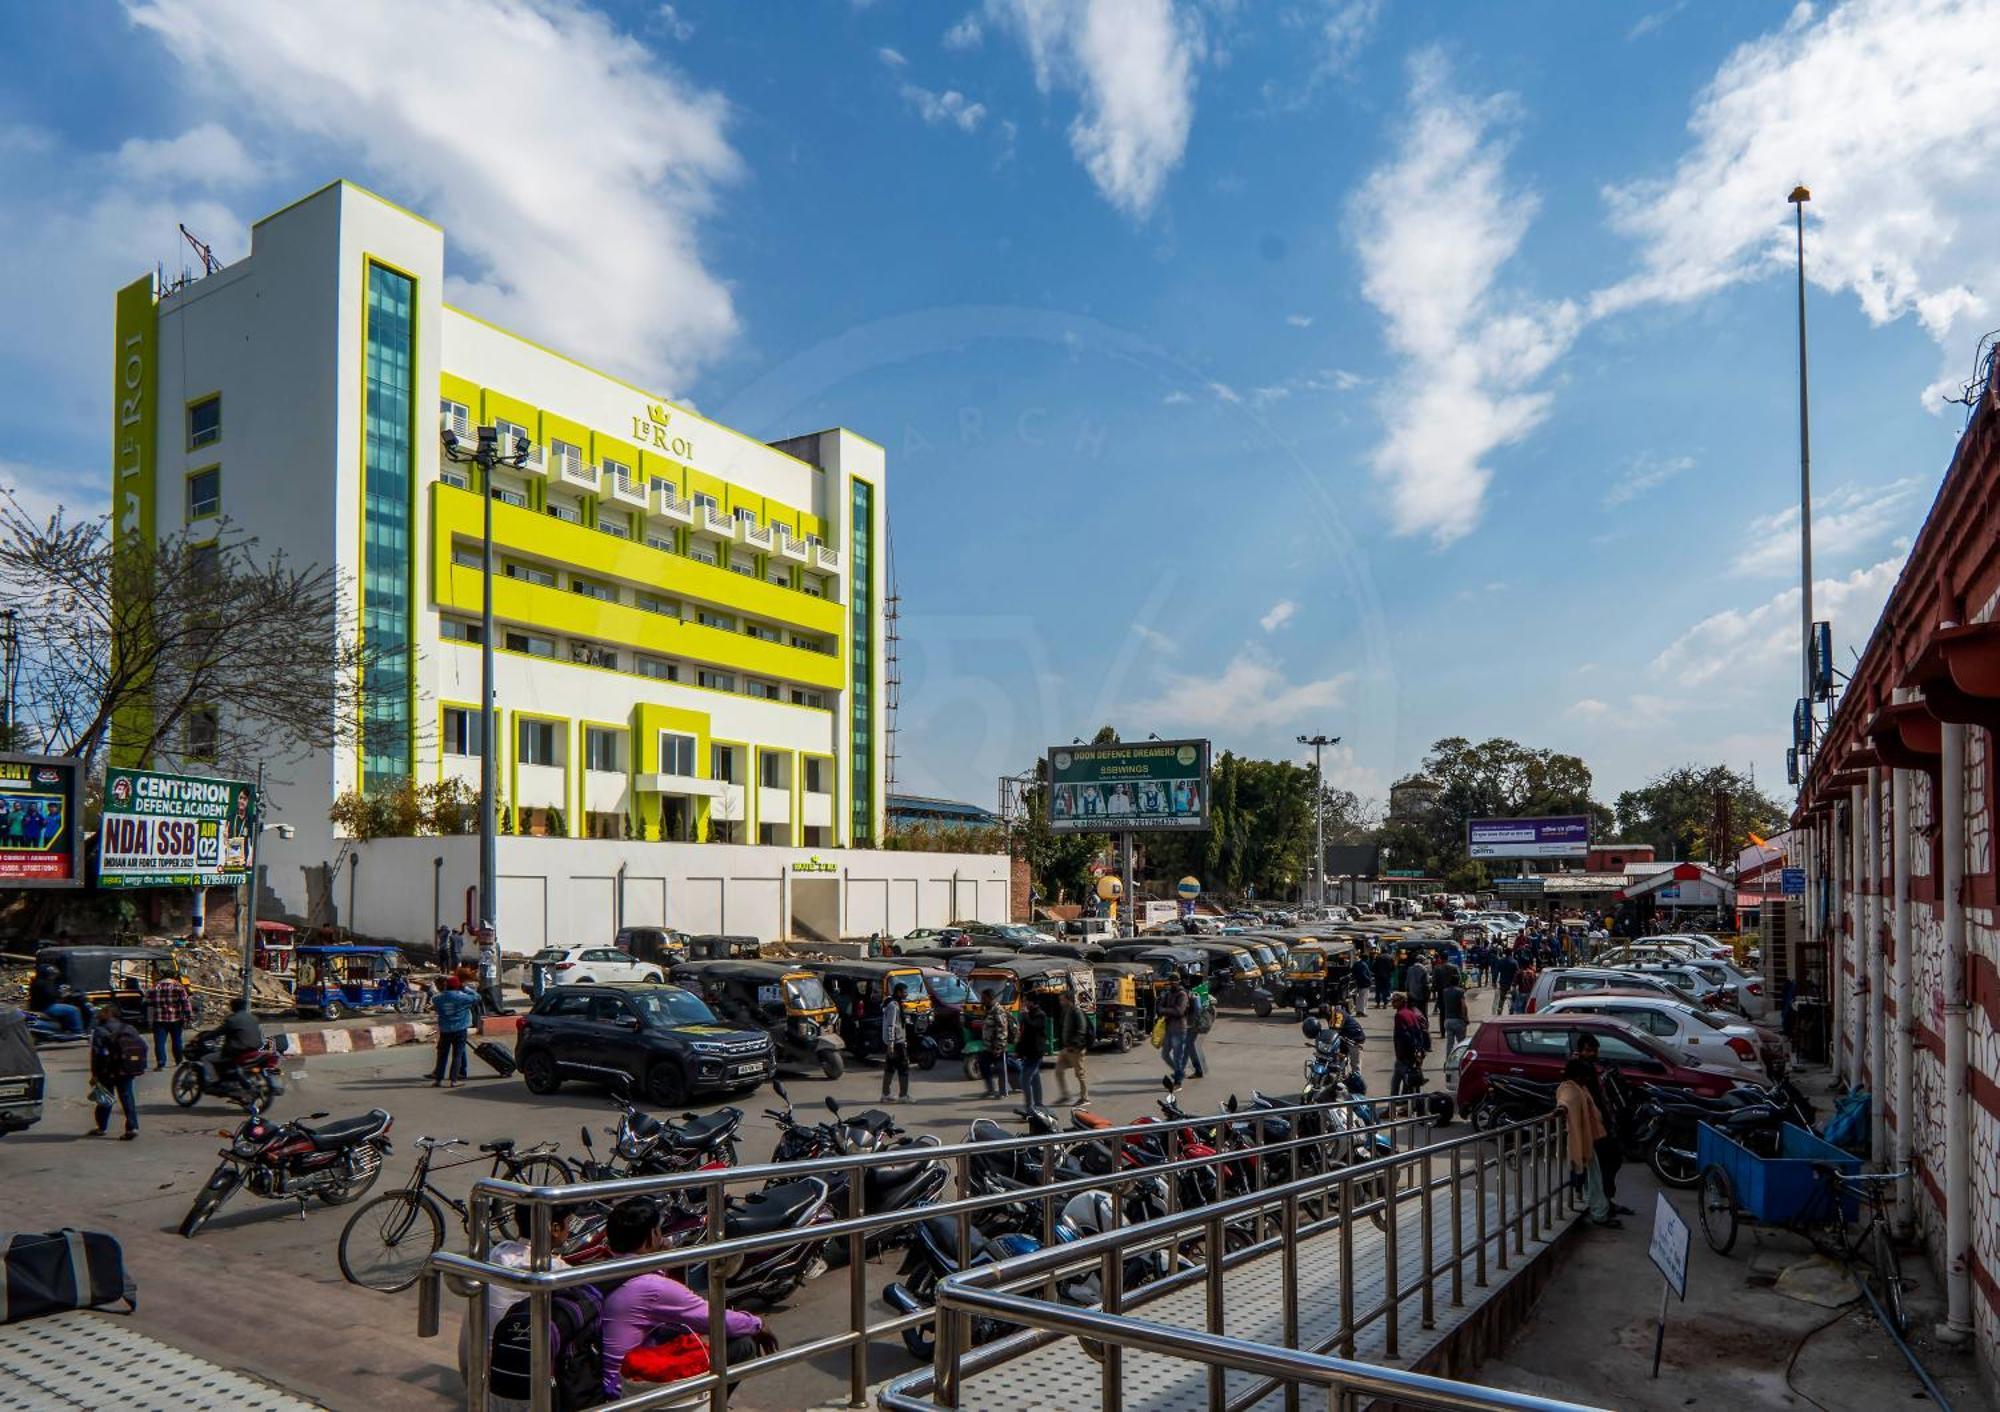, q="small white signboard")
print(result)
[1648,1191,1691,1300]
